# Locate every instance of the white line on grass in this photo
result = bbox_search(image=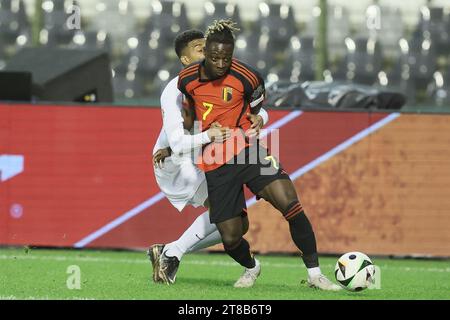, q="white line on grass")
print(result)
[0,295,95,300]
[1,254,448,273]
